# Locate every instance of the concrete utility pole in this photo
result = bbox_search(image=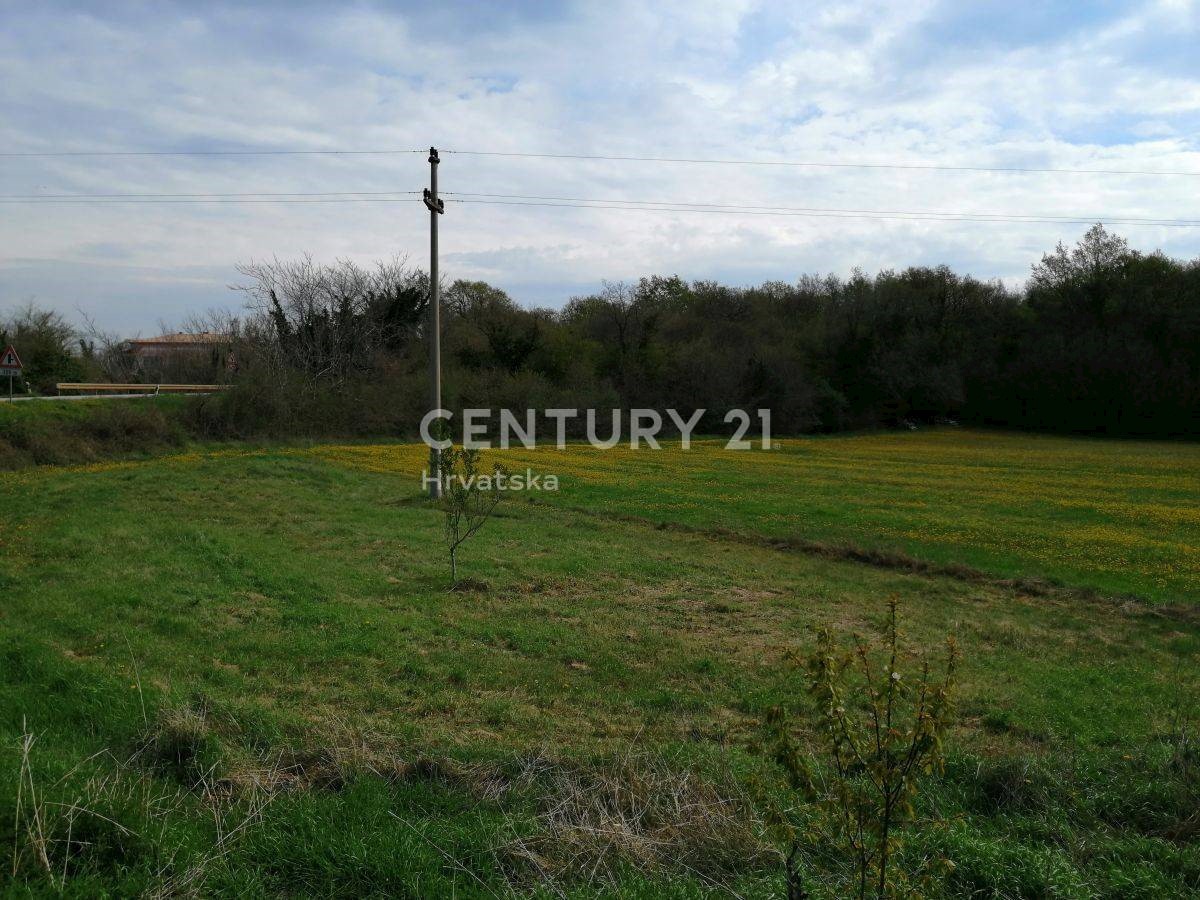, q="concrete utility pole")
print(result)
[424,147,445,498]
